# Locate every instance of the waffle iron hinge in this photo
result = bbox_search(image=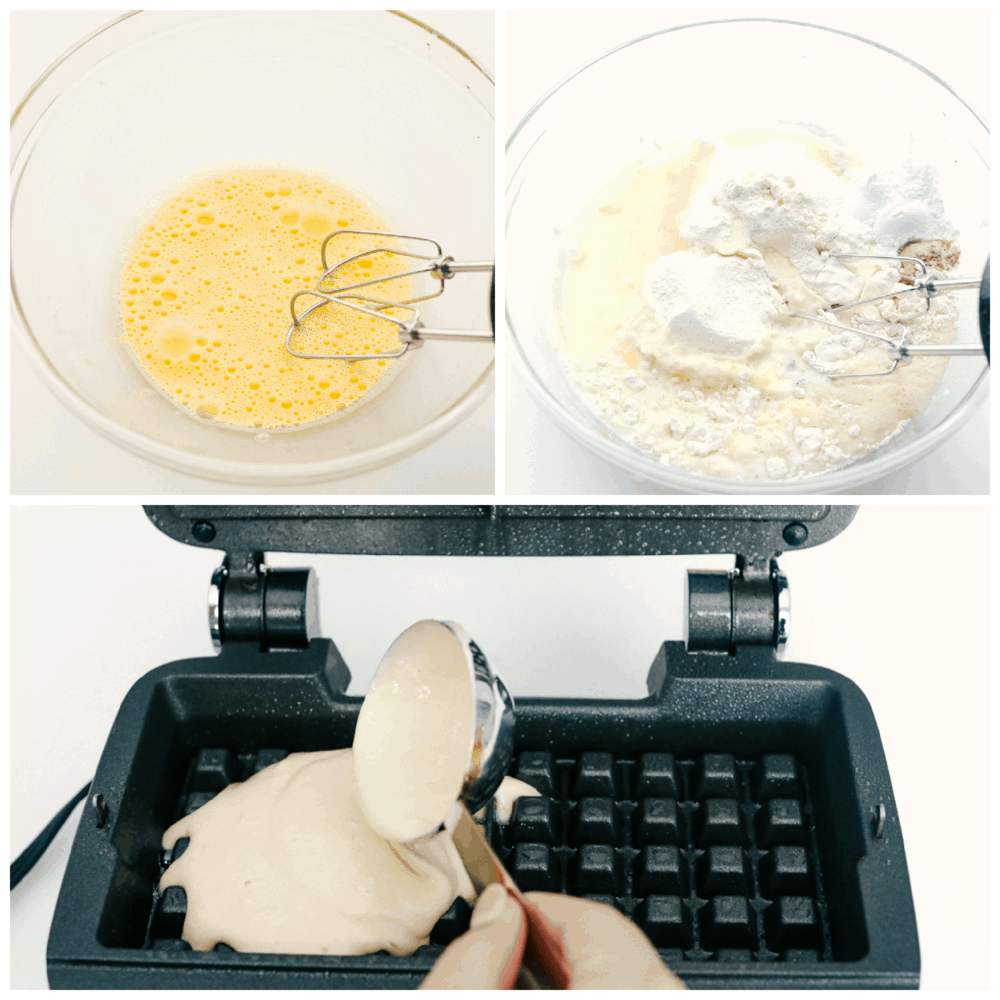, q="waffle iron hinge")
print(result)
[209,553,320,652]
[686,555,789,654]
